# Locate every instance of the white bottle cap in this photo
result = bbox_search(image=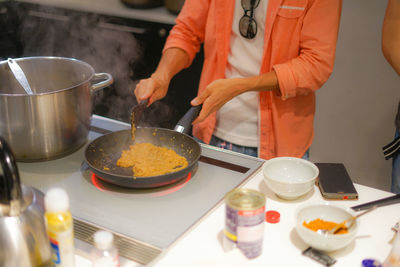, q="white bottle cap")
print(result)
[44,187,70,213]
[93,230,114,250]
